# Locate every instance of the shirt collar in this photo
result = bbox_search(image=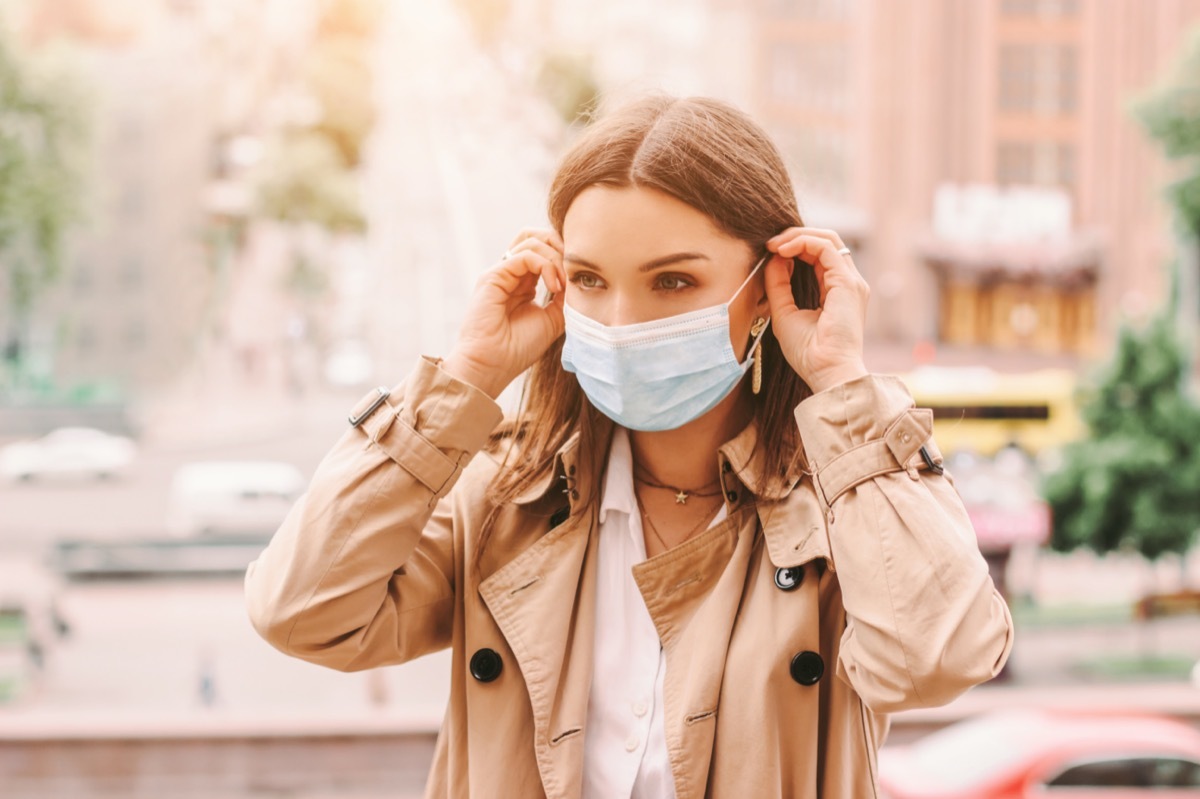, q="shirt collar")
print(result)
[511,410,806,508]
[598,426,637,524]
